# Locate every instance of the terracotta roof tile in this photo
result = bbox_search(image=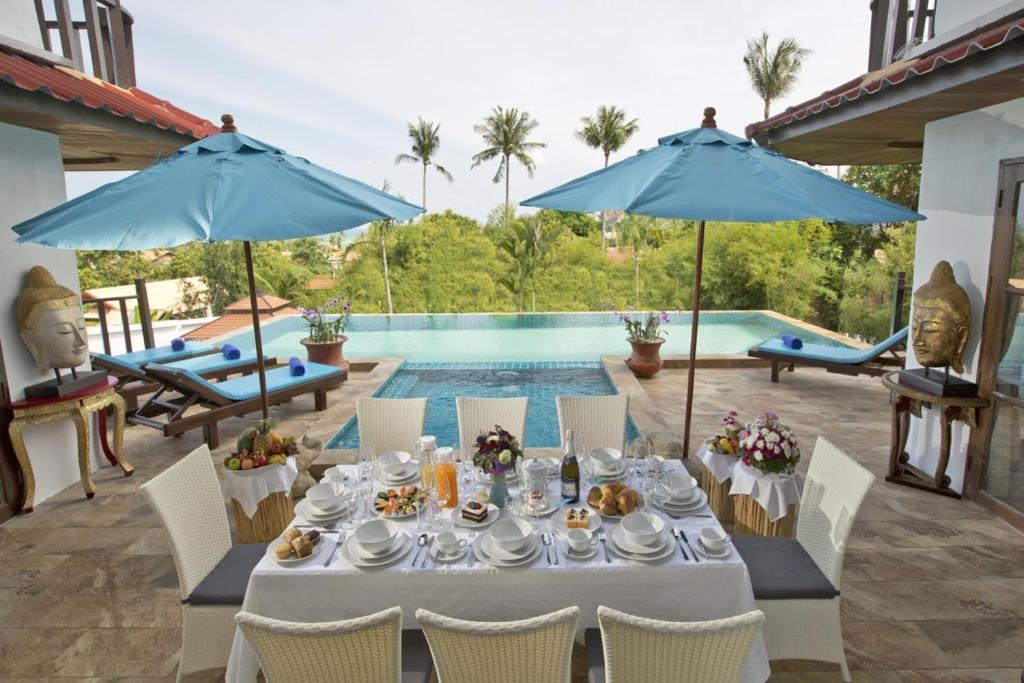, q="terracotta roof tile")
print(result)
[184,308,299,341]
